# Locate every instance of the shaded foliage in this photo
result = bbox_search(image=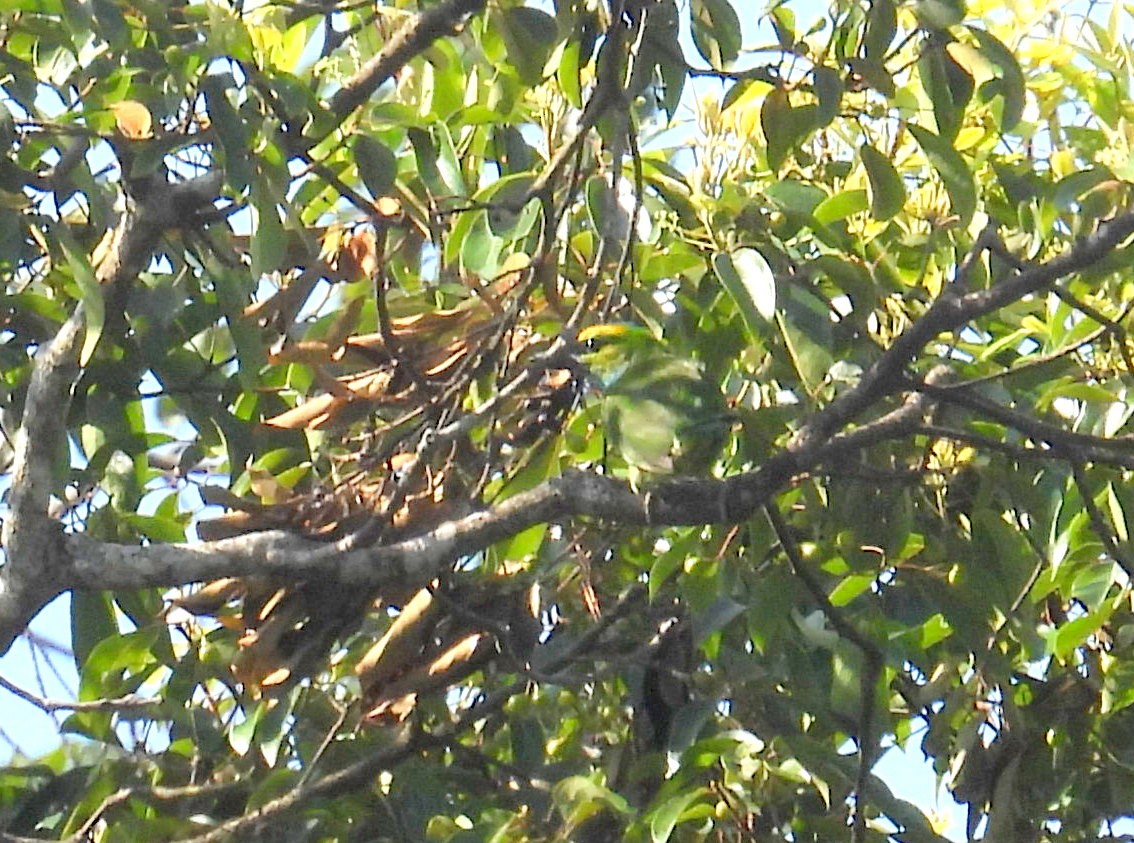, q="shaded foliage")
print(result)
[2,0,1134,841]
